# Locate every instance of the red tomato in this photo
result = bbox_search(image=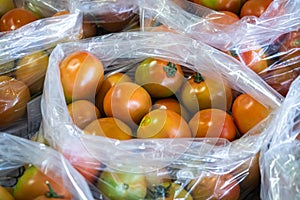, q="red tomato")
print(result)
[103,82,152,128]
[0,8,37,31]
[60,51,104,103]
[232,93,270,135]
[0,76,31,127]
[240,0,273,18]
[13,166,71,200]
[83,117,132,140]
[189,108,237,141]
[179,72,233,115]
[135,58,184,98]
[137,109,192,138]
[187,173,240,200]
[67,100,100,129]
[193,0,242,14]
[206,11,240,25]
